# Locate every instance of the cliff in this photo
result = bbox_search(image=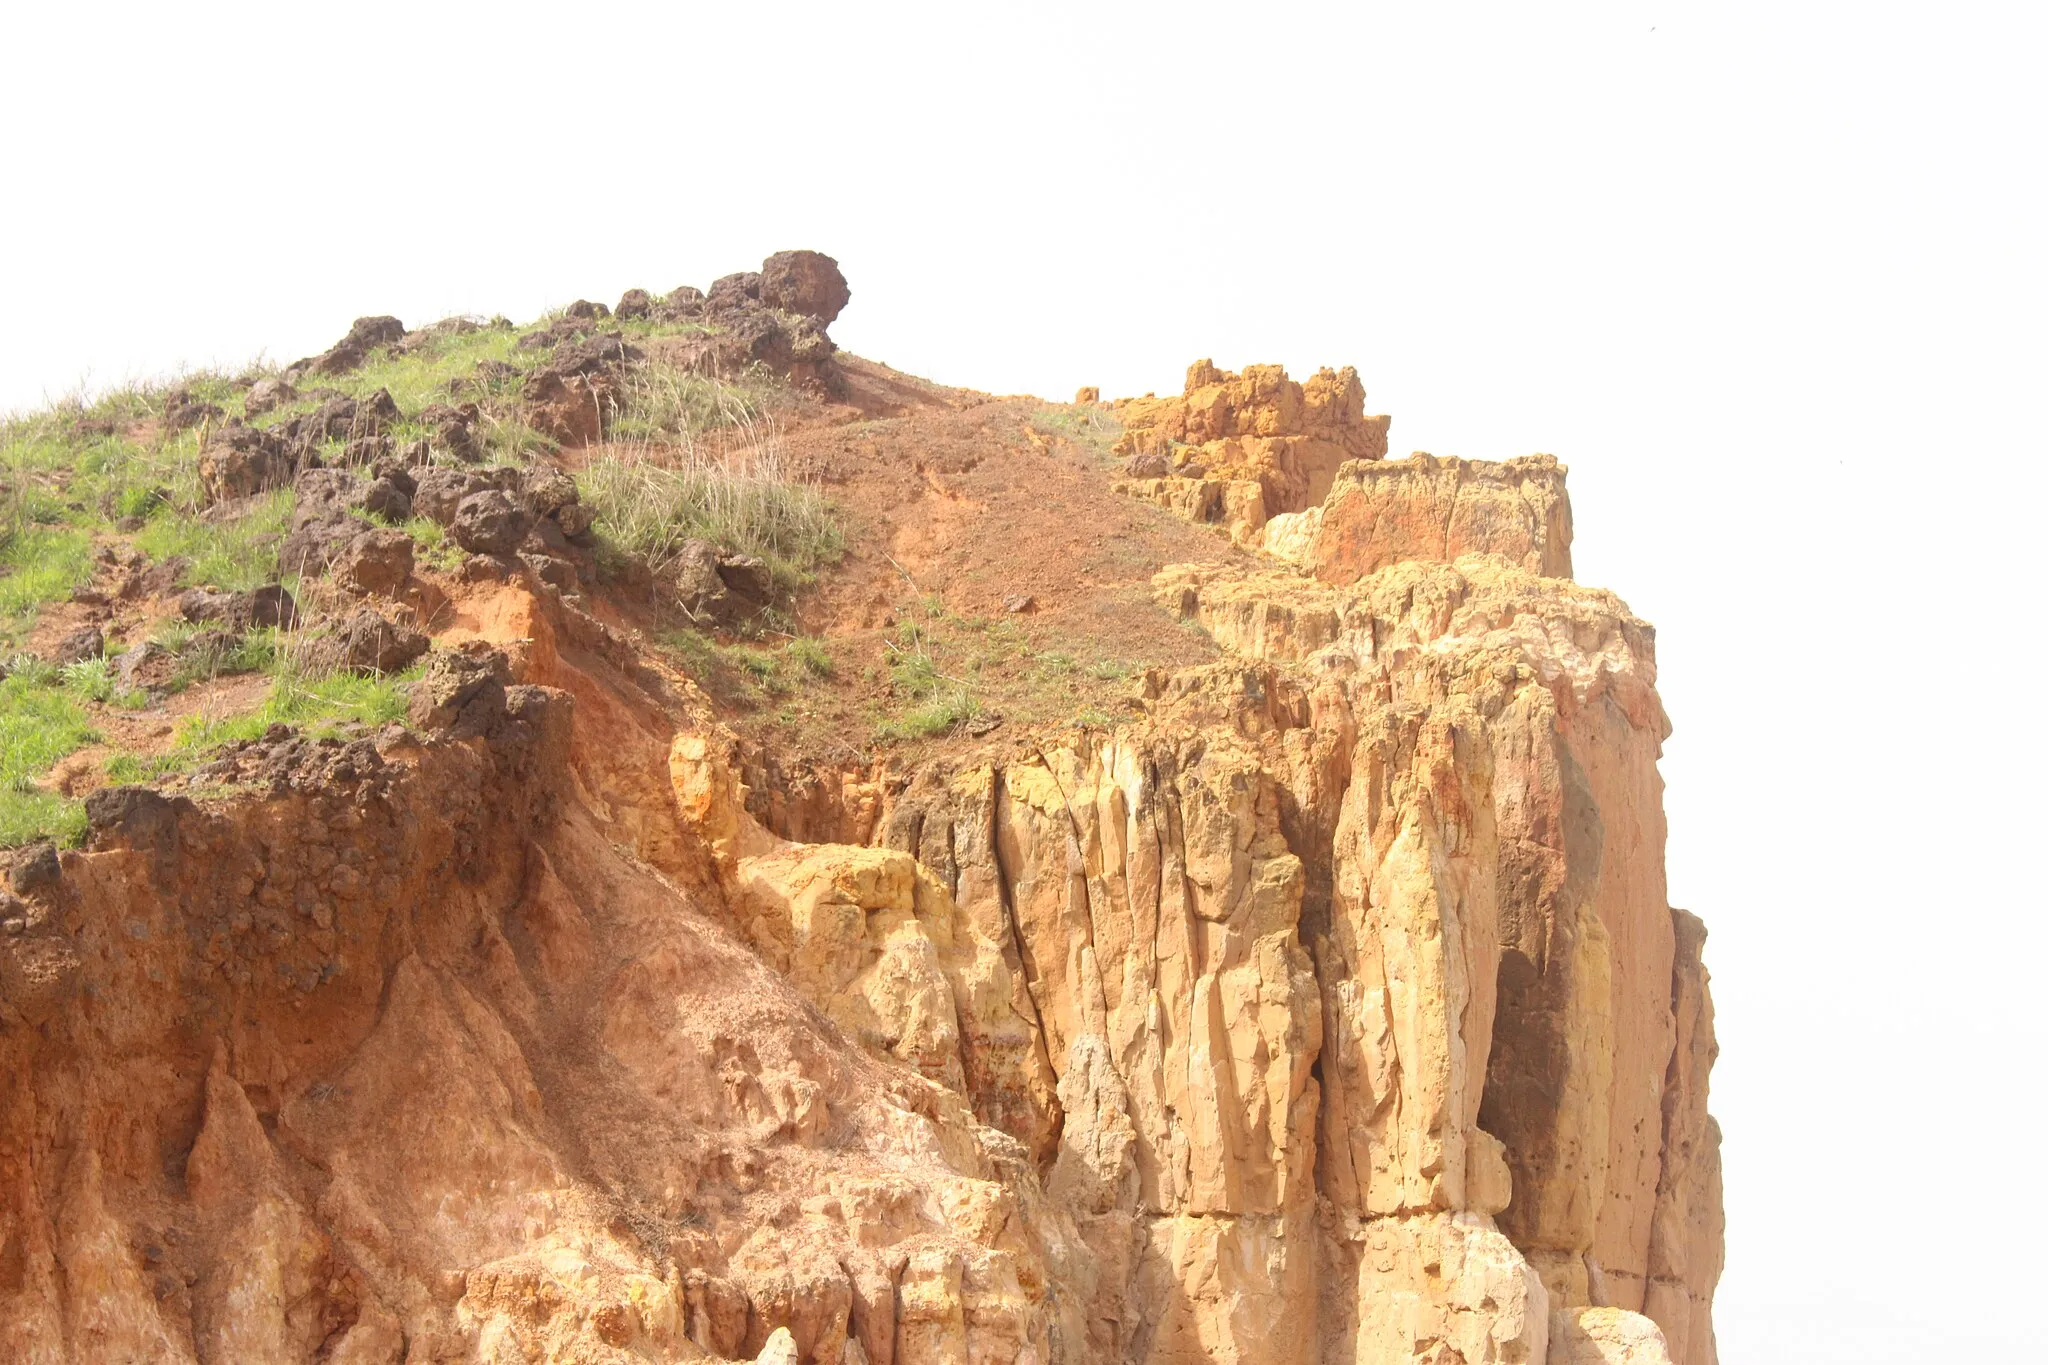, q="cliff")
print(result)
[0,271,1720,1364]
